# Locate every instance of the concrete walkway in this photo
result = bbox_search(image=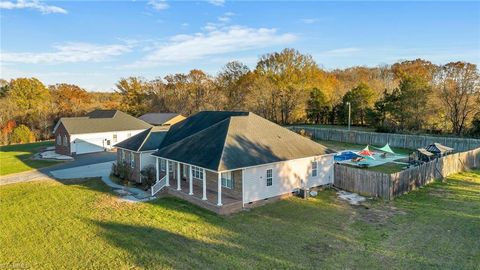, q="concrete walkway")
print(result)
[49,161,155,202]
